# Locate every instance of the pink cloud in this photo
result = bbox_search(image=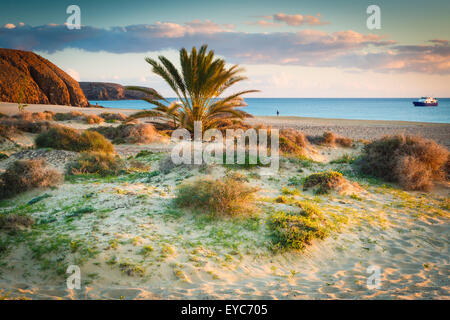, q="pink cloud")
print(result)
[132,20,234,38]
[245,20,280,27]
[273,13,329,27]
